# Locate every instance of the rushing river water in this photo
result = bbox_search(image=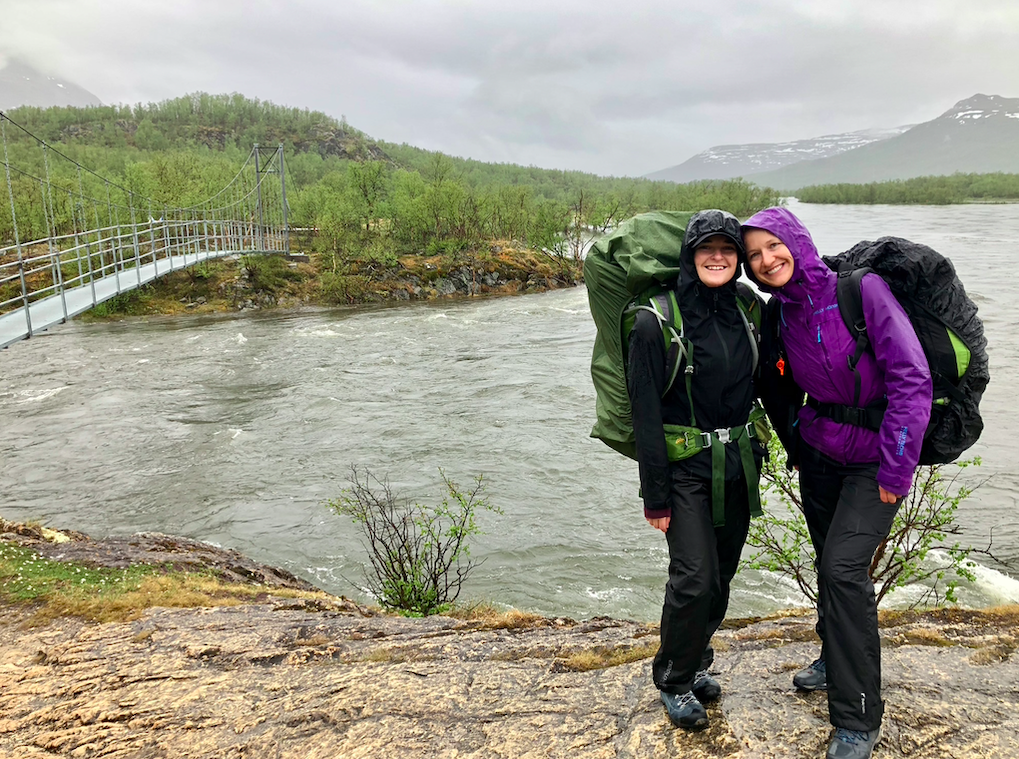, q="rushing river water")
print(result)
[2,200,1019,621]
